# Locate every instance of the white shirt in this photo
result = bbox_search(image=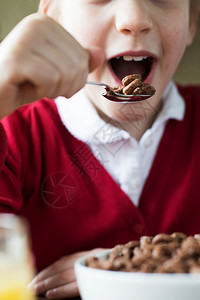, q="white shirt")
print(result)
[55,82,185,207]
